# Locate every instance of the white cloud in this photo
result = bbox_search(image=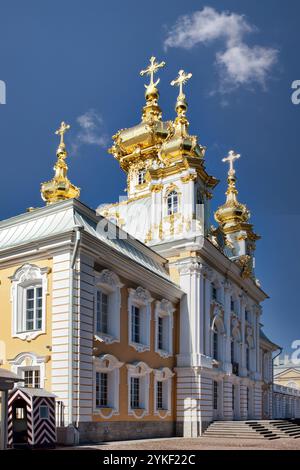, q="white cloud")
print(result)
[216,44,278,90]
[72,109,108,153]
[164,6,278,92]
